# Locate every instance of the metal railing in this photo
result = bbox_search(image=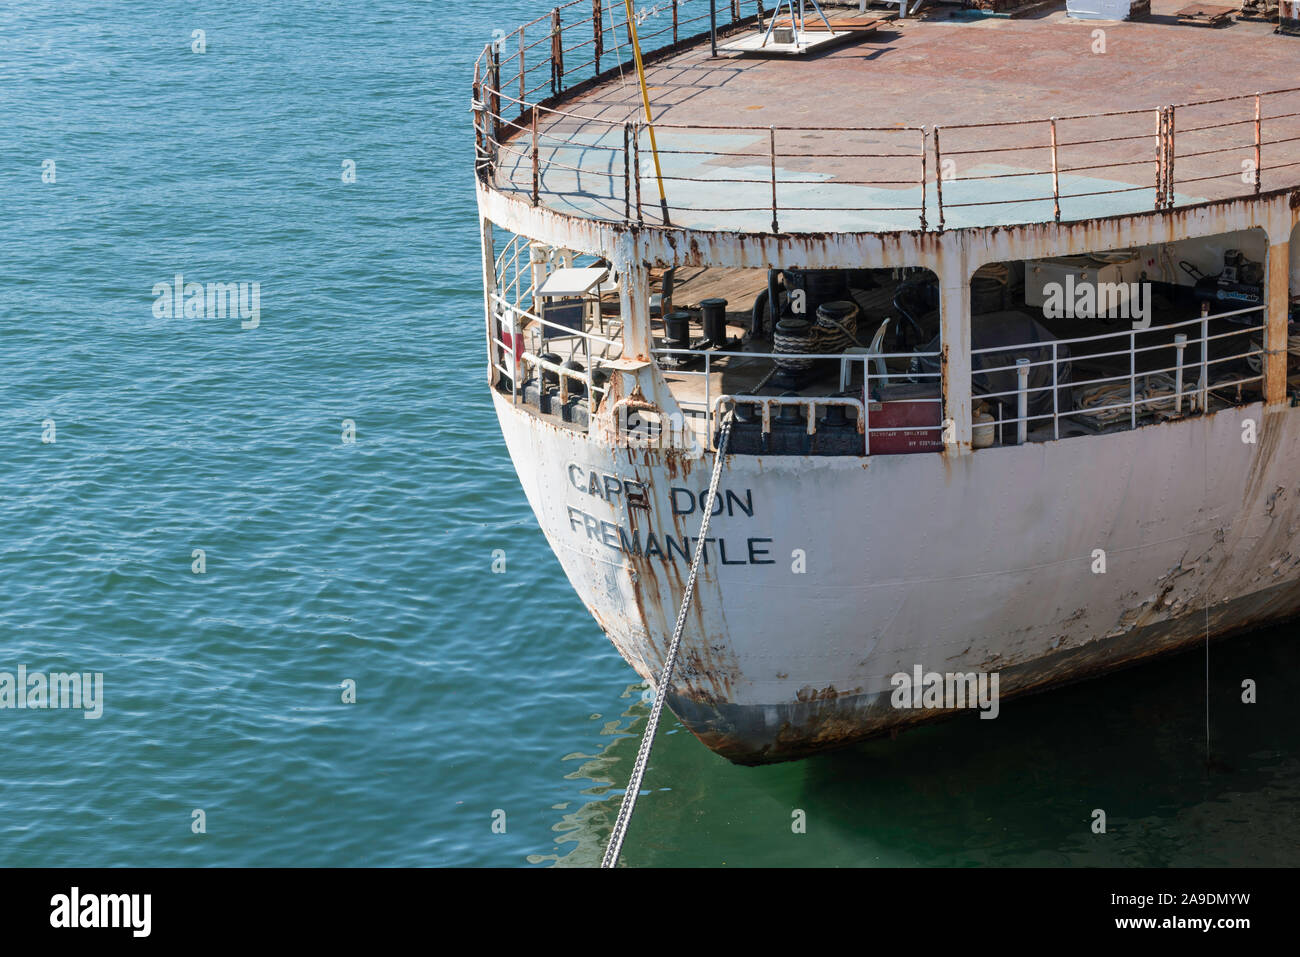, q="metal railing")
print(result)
[473,2,1300,232]
[712,392,866,443]
[655,344,943,452]
[934,92,1300,228]
[971,304,1266,445]
[489,232,621,409]
[652,302,1267,454]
